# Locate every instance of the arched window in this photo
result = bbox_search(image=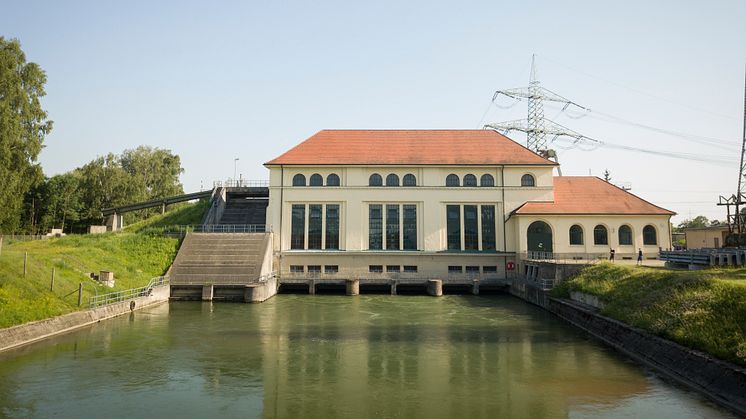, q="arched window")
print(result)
[446,174,459,187]
[480,174,494,187]
[386,174,399,187]
[593,225,608,245]
[527,221,553,252]
[326,173,340,186]
[619,225,633,246]
[402,174,416,186]
[369,173,382,186]
[309,174,323,186]
[569,225,583,245]
[463,174,477,187]
[292,174,306,186]
[521,174,535,187]
[643,225,657,245]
